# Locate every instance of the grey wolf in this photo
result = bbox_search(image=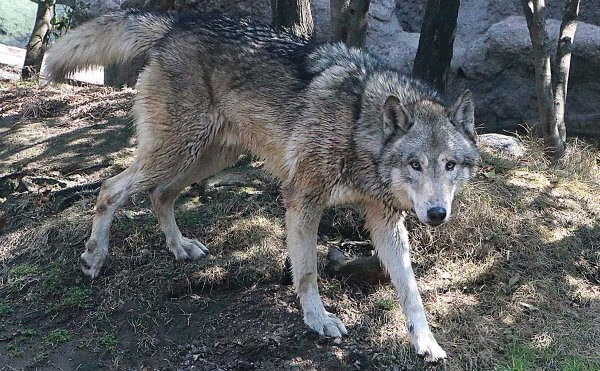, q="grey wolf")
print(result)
[45,11,480,362]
